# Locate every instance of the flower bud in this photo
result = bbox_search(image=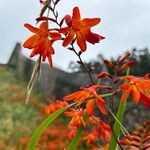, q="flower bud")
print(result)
[118,51,130,64]
[103,60,116,70]
[97,71,109,78]
[117,60,135,73]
